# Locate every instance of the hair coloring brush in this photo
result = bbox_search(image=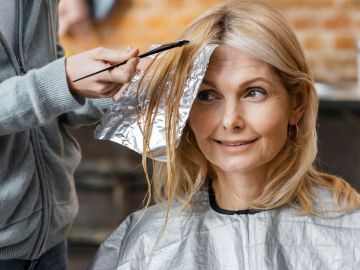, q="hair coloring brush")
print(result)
[73,39,191,82]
